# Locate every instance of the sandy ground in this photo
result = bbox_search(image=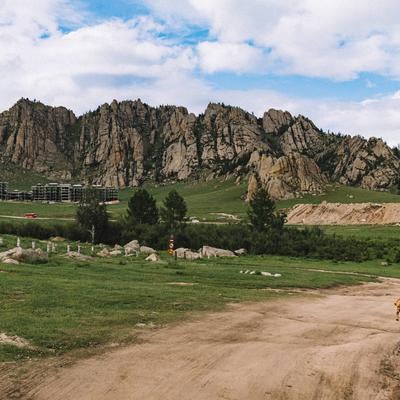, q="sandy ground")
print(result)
[4,279,400,400]
[286,202,400,225]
